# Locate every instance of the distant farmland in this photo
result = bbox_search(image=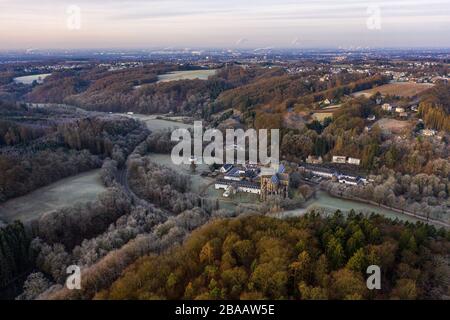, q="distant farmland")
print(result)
[353,82,434,98]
